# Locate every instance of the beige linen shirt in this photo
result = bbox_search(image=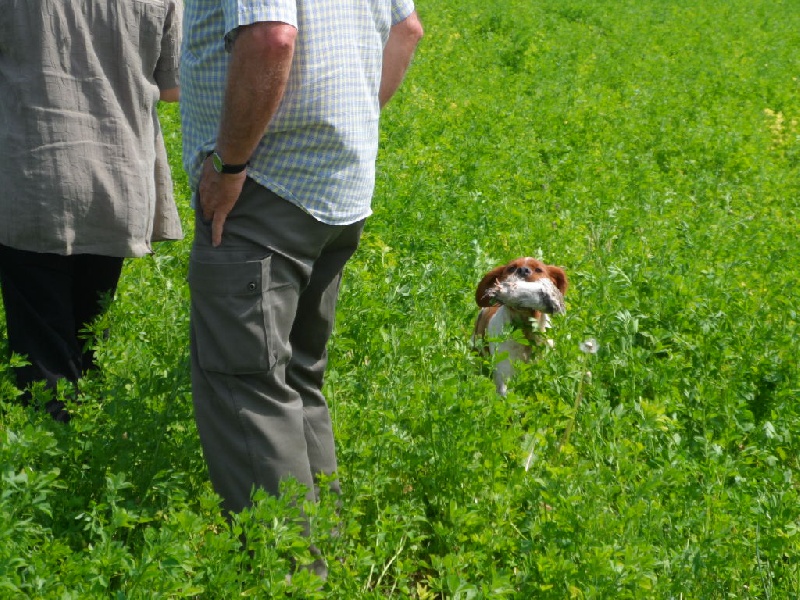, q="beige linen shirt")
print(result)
[0,0,182,257]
